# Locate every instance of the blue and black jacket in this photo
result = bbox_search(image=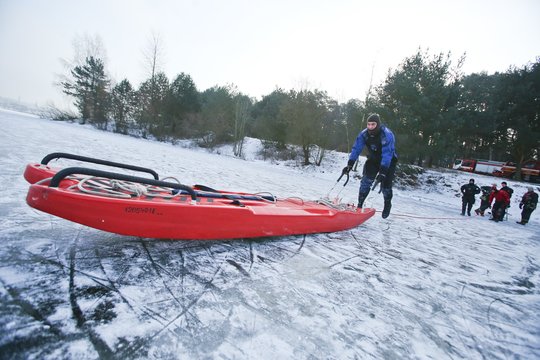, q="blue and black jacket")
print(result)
[348,125,397,173]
